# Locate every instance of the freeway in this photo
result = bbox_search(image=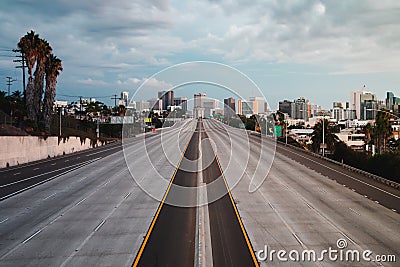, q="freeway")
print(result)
[0,118,399,266]
[134,120,258,266]
[0,141,122,200]
[0,120,194,266]
[204,119,399,266]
